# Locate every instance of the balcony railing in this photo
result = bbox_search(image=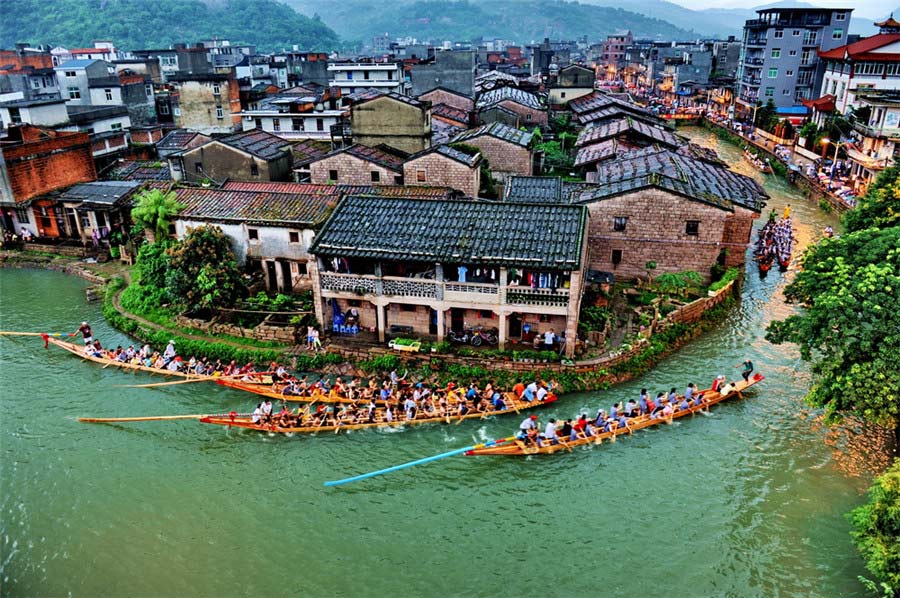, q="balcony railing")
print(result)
[506,287,570,307]
[383,276,439,299]
[744,57,765,66]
